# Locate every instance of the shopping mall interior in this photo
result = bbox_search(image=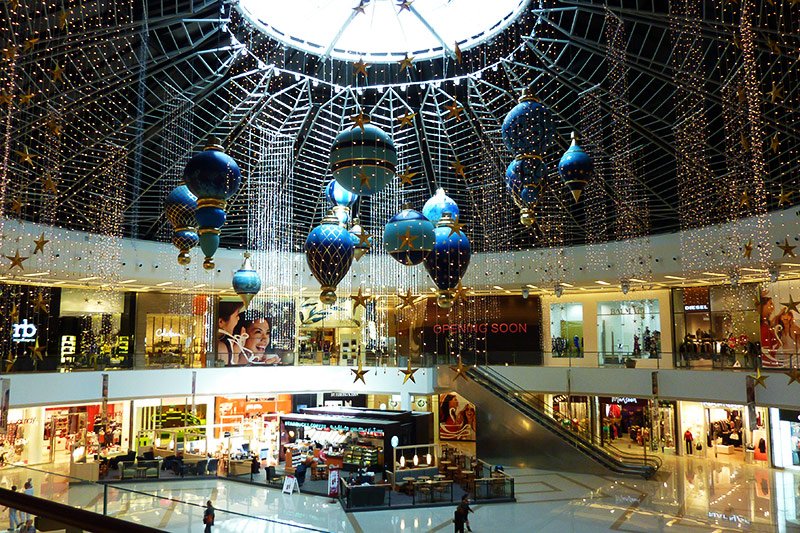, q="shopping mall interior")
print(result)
[0,0,799,531]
